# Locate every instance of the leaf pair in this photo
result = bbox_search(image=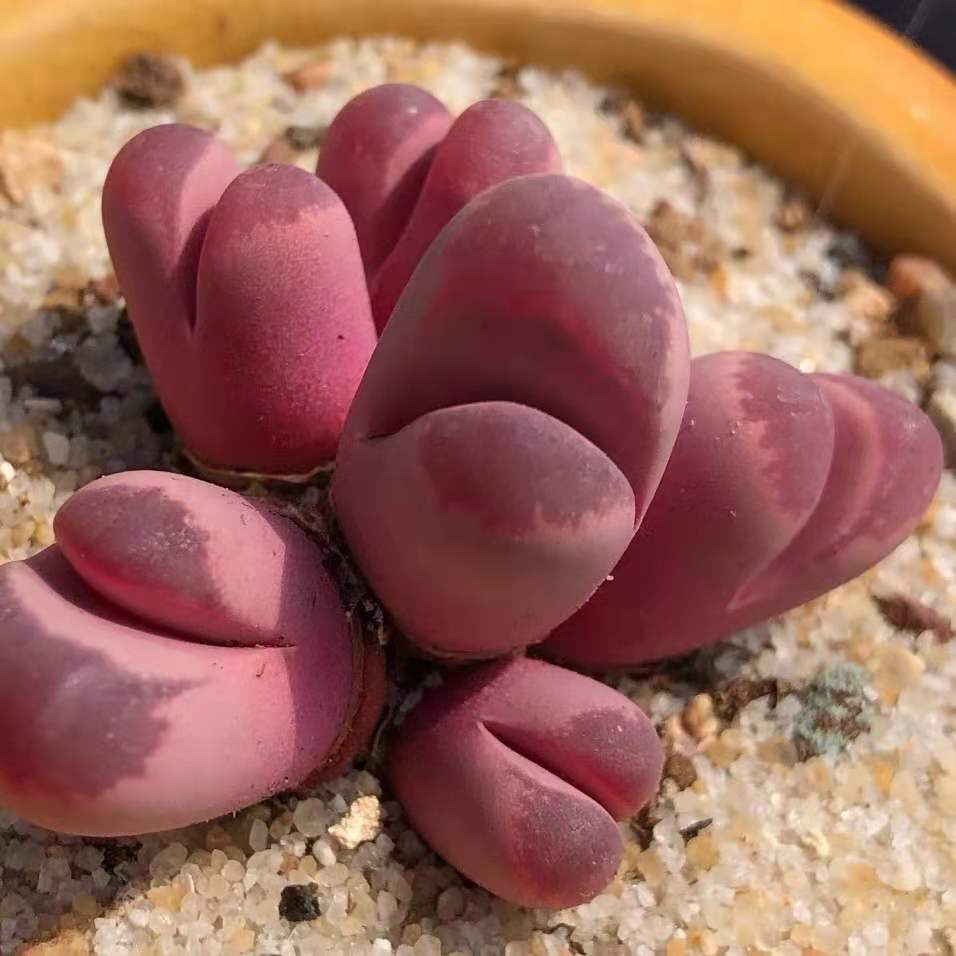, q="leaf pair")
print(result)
[545,353,944,666]
[0,472,384,835]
